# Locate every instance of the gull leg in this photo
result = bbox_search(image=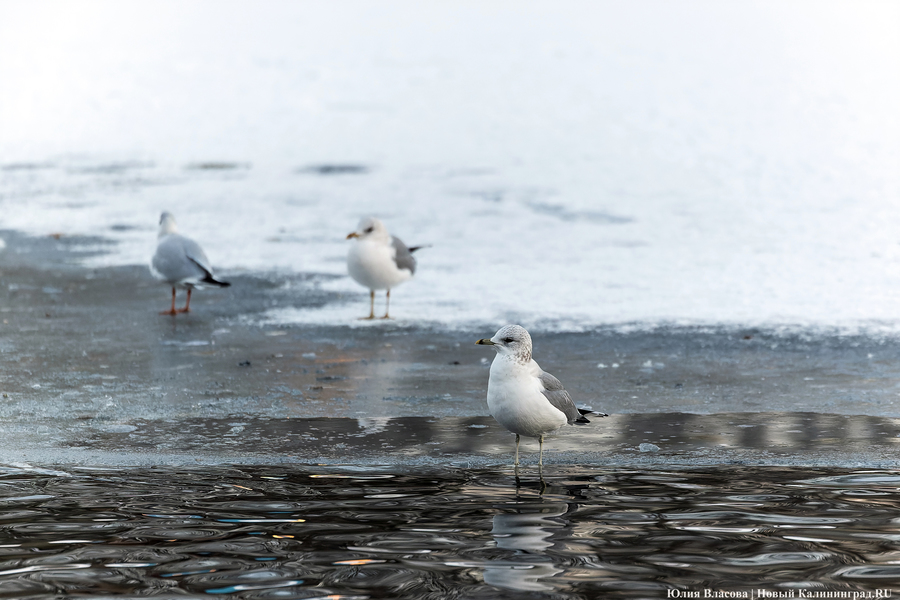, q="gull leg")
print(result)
[538,435,544,467]
[177,288,192,313]
[514,434,520,467]
[380,289,392,319]
[160,287,178,315]
[359,290,376,320]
